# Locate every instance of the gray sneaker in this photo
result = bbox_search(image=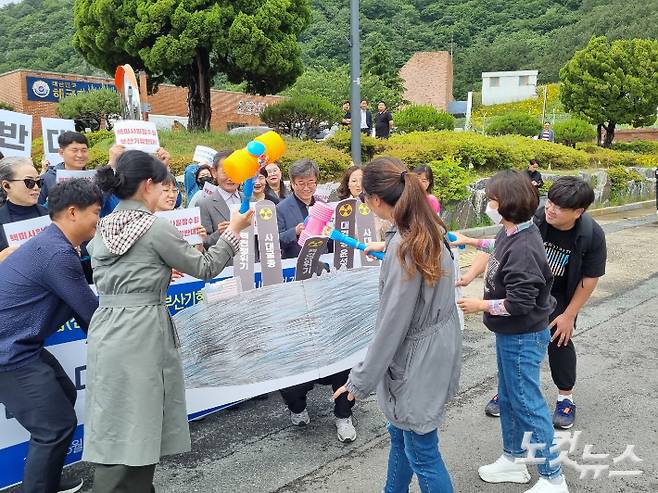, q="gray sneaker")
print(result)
[290,409,310,426]
[336,416,357,443]
[485,394,501,417]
